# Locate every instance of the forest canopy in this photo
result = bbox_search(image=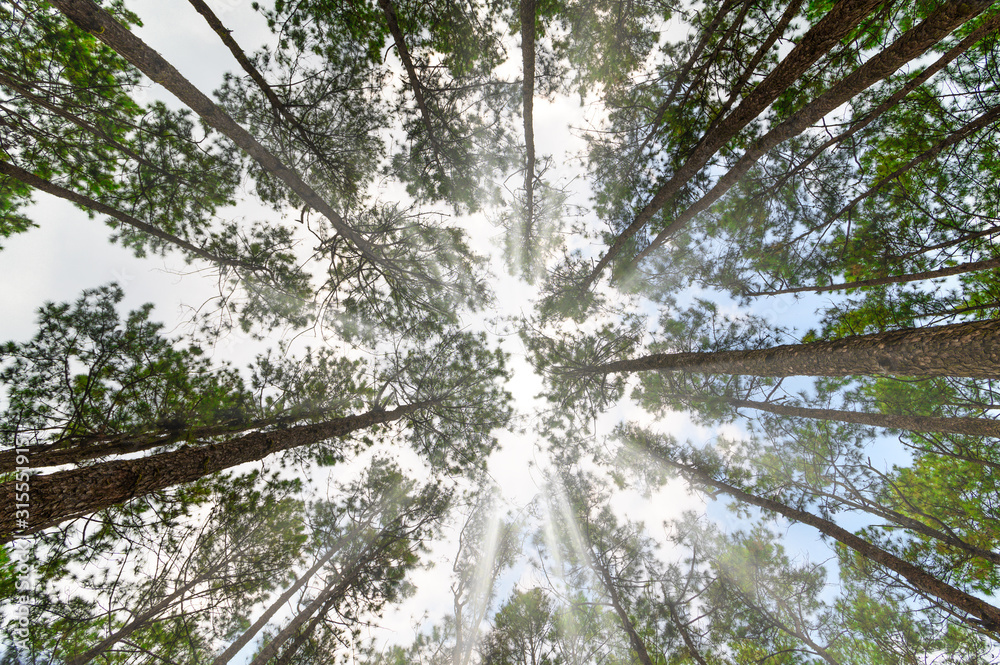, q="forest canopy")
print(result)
[2,0,1000,662]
